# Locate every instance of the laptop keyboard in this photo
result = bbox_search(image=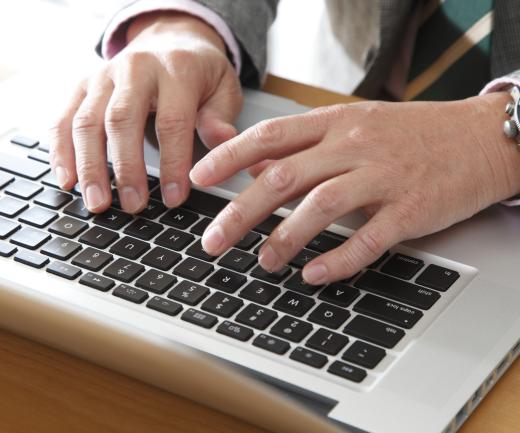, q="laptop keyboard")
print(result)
[0,135,462,385]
